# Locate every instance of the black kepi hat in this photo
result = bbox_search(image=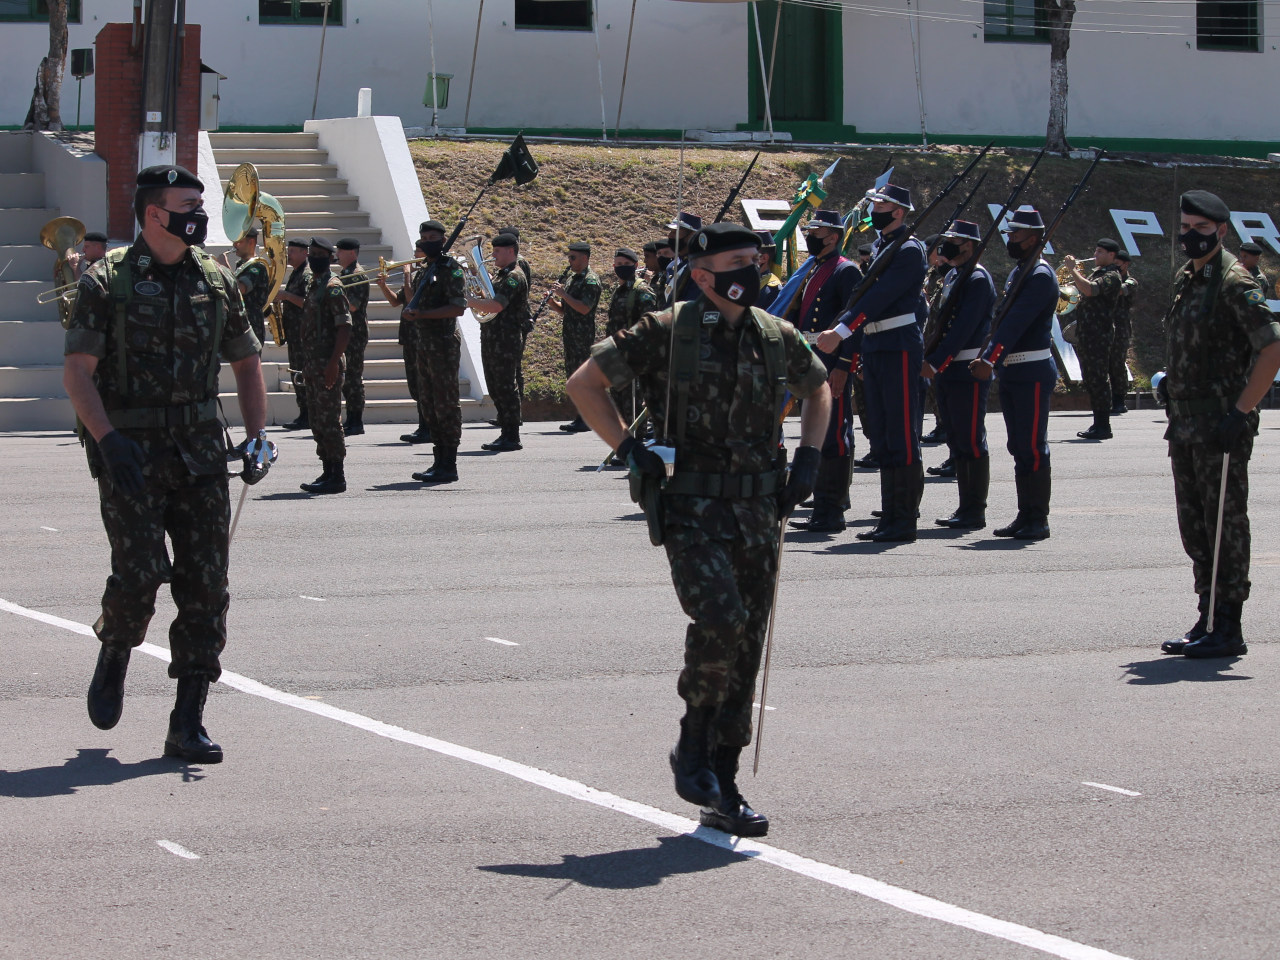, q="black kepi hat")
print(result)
[942,220,981,243]
[667,213,703,232]
[804,210,844,231]
[867,183,913,210]
[755,230,776,249]
[1004,207,1045,232]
